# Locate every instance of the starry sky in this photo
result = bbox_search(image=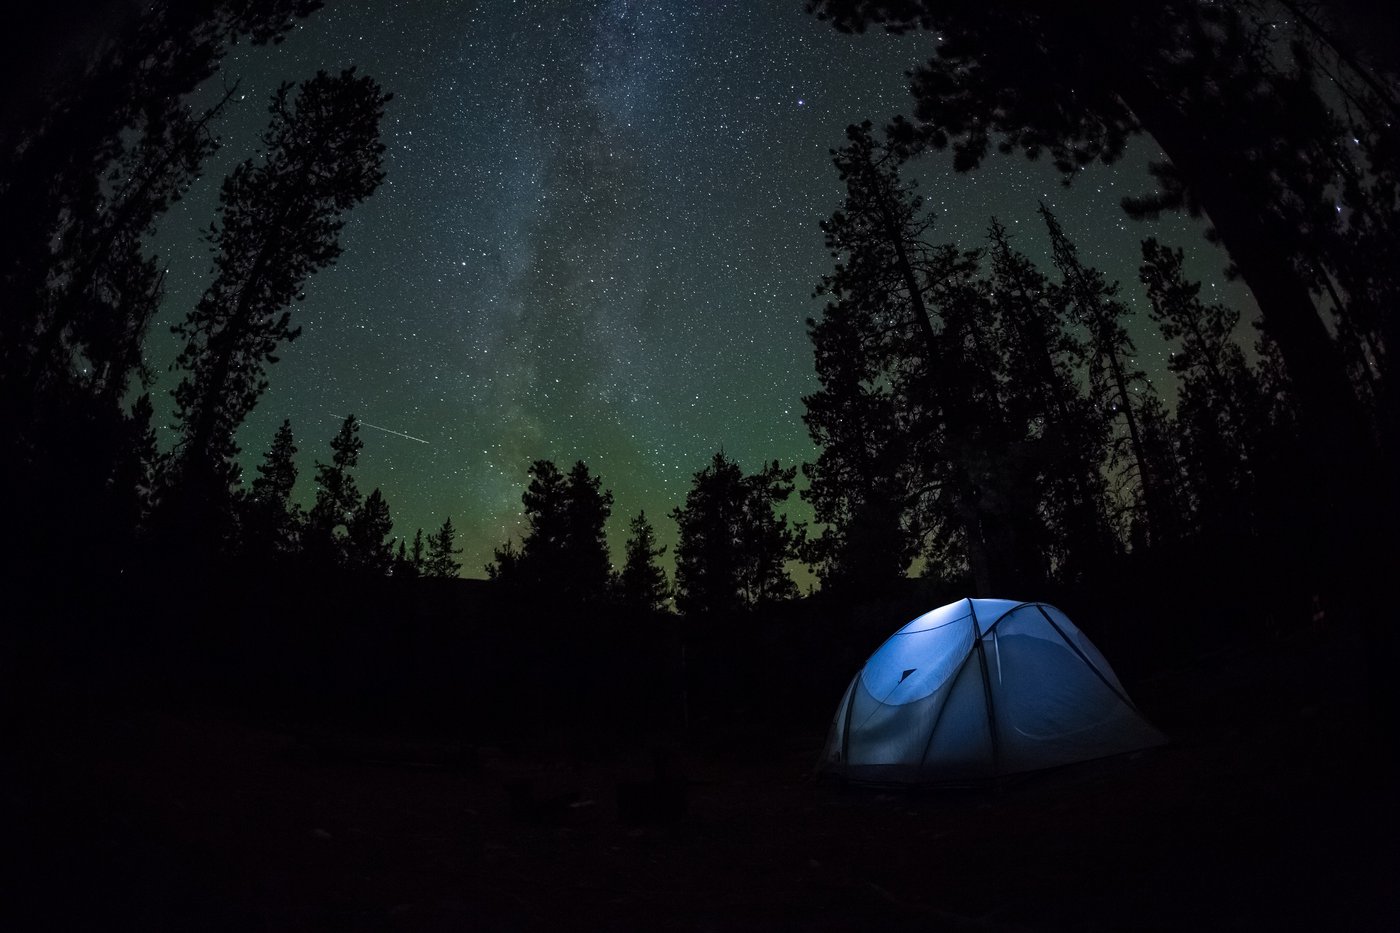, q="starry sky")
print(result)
[149,0,1252,579]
